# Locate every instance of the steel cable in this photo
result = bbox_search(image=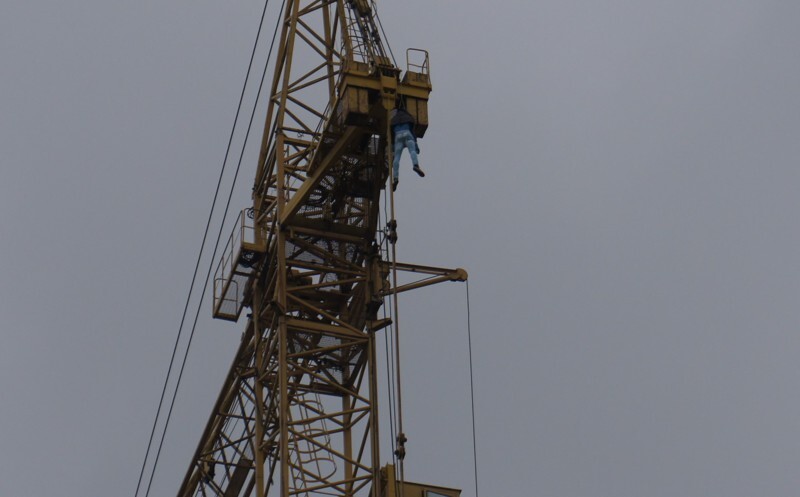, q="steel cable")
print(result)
[133,1,272,495]
[381,188,399,468]
[134,1,285,494]
[466,280,480,497]
[142,1,285,493]
[371,1,397,67]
